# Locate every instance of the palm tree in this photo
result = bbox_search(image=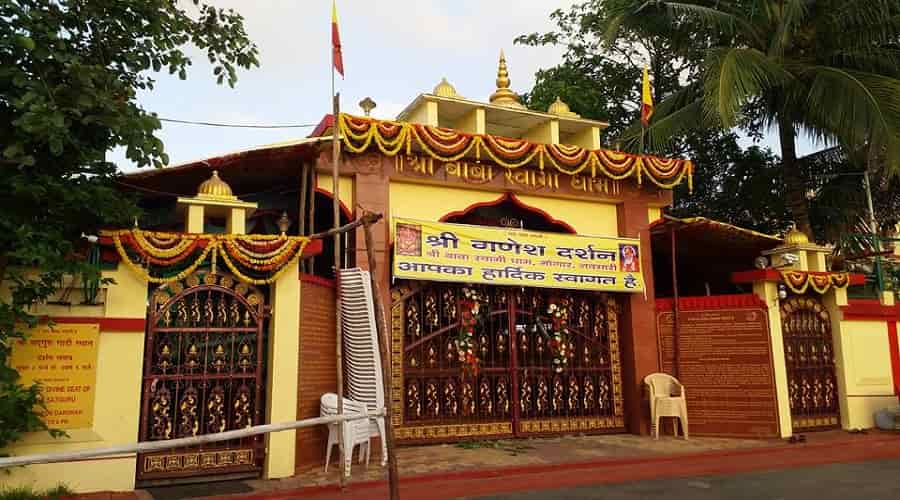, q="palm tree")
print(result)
[603,0,900,238]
